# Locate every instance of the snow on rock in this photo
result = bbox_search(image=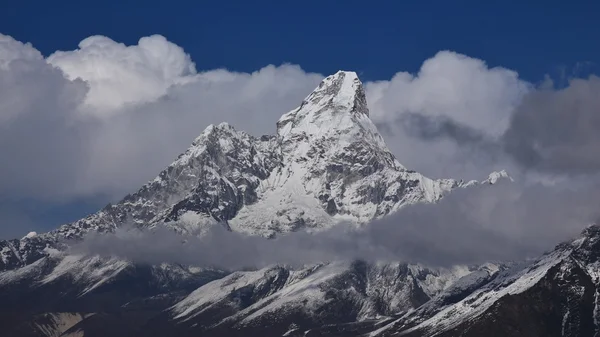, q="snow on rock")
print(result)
[233,263,350,325]
[422,252,563,331]
[407,264,474,298]
[375,250,569,336]
[172,266,279,320]
[171,261,488,328]
[0,256,49,286]
[483,169,513,185]
[364,226,600,337]
[23,231,37,239]
[41,254,131,296]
